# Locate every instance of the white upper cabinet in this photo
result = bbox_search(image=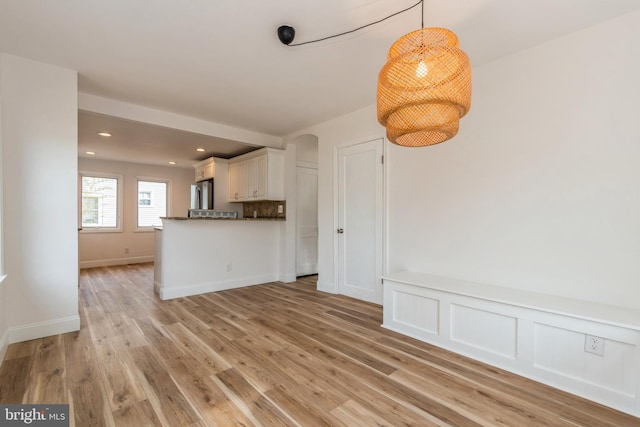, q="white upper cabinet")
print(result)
[228,160,247,201]
[228,148,284,202]
[194,157,215,182]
